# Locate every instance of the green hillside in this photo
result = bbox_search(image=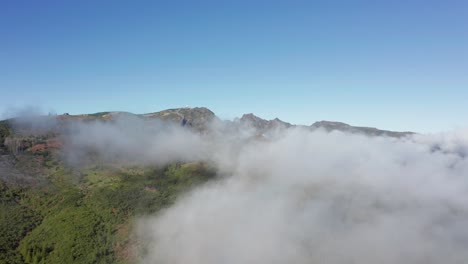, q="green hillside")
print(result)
[0,121,216,264]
